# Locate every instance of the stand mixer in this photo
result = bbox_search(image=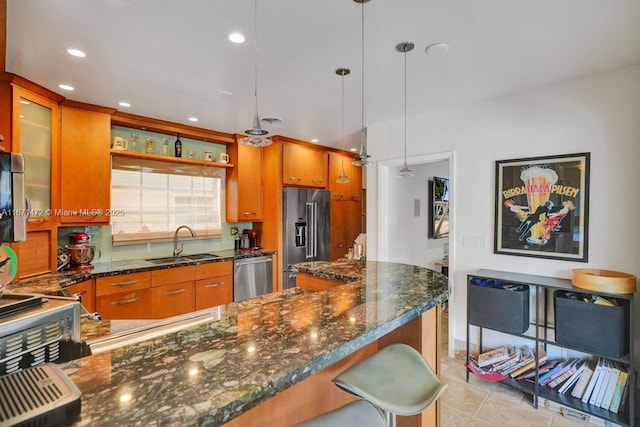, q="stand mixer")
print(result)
[65,232,100,271]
